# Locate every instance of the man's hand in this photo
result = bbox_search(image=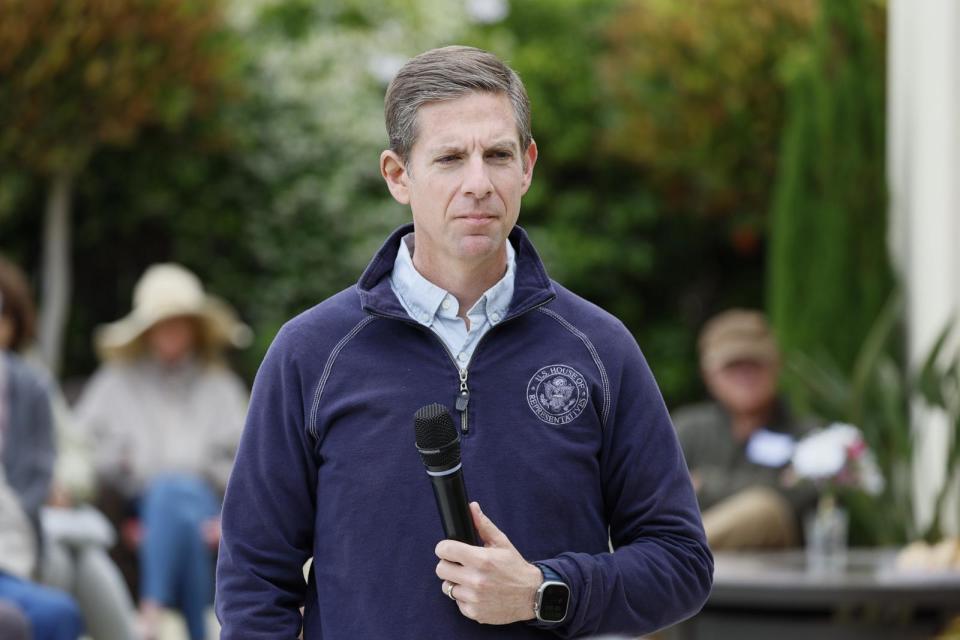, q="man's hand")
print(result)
[435,502,543,625]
